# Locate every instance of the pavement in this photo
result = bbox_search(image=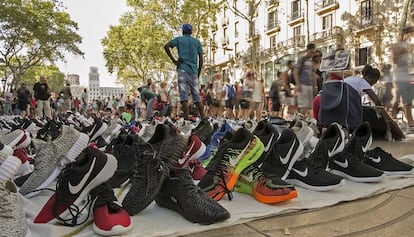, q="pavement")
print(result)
[184,134,414,237]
